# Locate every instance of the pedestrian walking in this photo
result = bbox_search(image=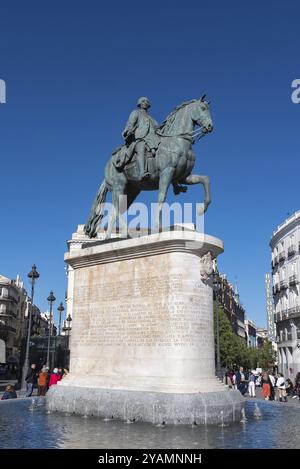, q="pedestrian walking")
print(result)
[236,367,247,395]
[248,371,256,397]
[269,372,276,401]
[294,372,300,401]
[285,378,294,397]
[37,366,49,396]
[276,373,287,402]
[25,363,37,397]
[261,372,271,400]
